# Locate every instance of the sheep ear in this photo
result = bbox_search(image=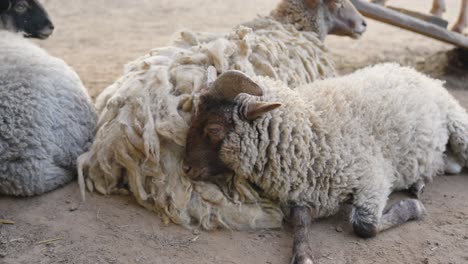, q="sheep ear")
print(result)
[0,1,11,13]
[245,101,282,120]
[210,70,263,100]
